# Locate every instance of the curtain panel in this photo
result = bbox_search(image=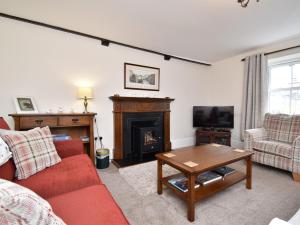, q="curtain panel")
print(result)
[240,53,268,141]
